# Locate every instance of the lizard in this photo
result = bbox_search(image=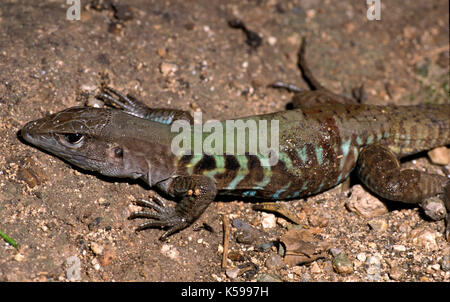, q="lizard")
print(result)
[20,39,450,241]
